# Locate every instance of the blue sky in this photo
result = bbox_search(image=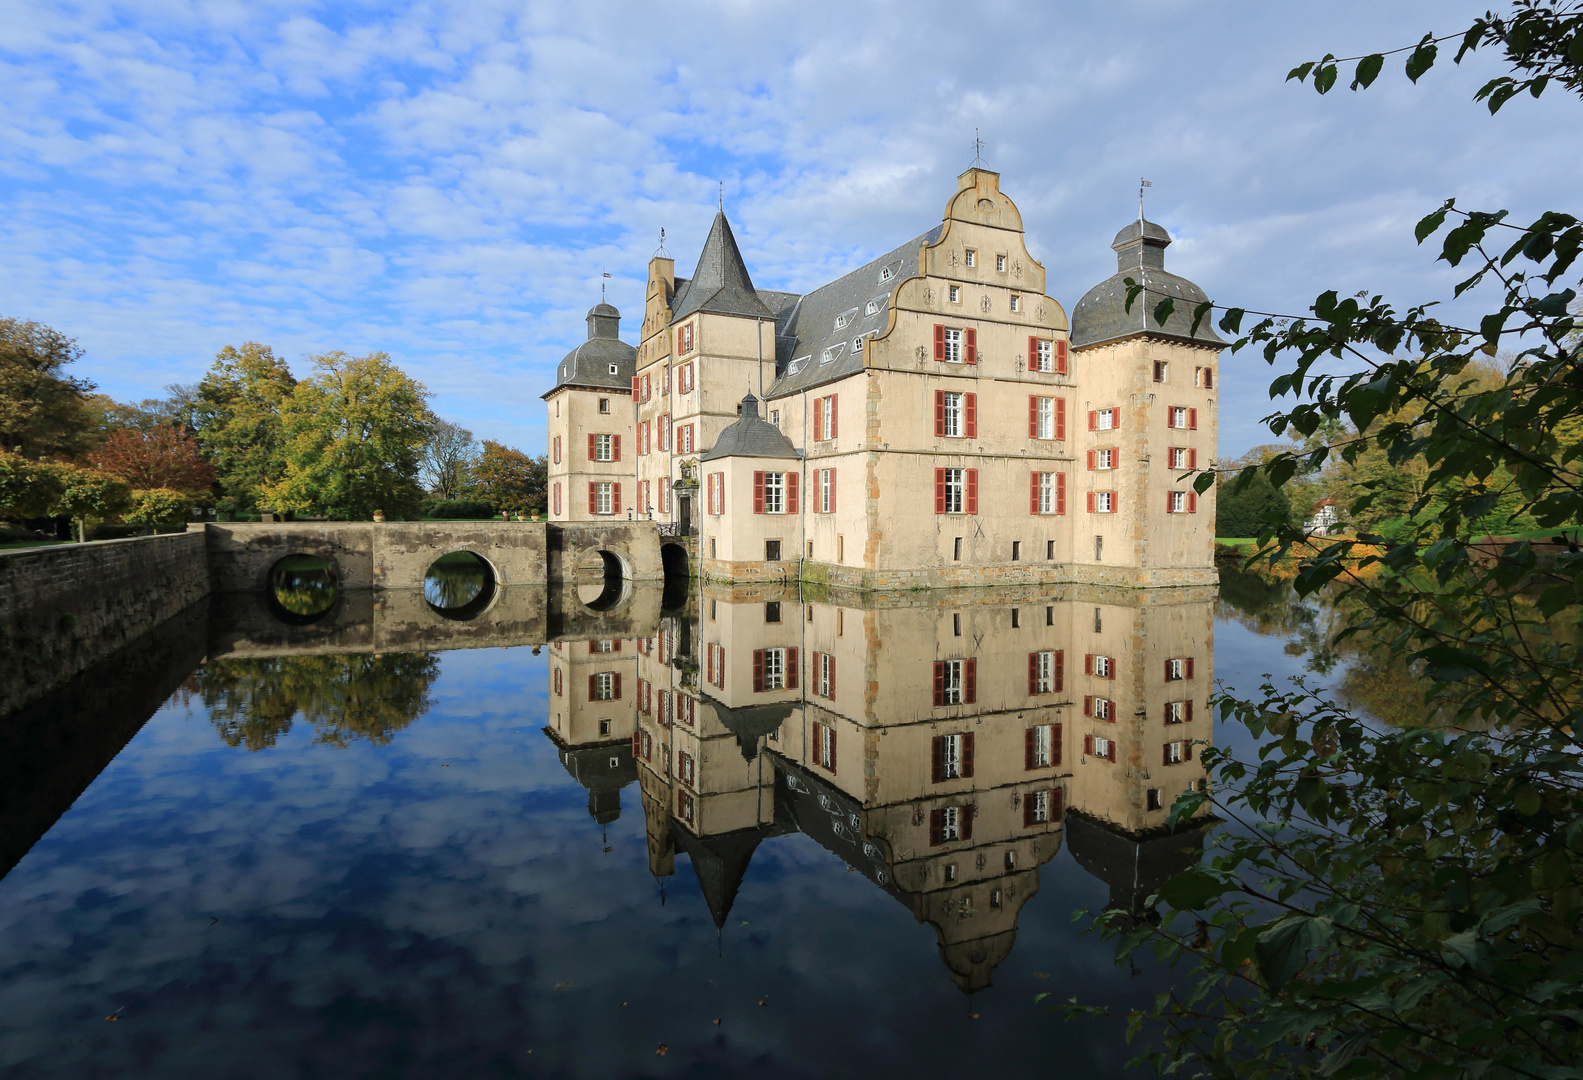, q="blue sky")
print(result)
[2,0,1574,458]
